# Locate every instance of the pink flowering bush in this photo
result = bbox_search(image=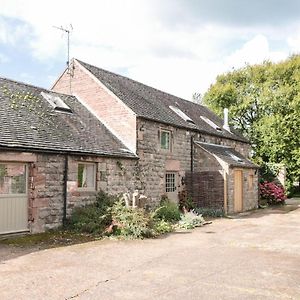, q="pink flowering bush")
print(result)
[259,181,286,204]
